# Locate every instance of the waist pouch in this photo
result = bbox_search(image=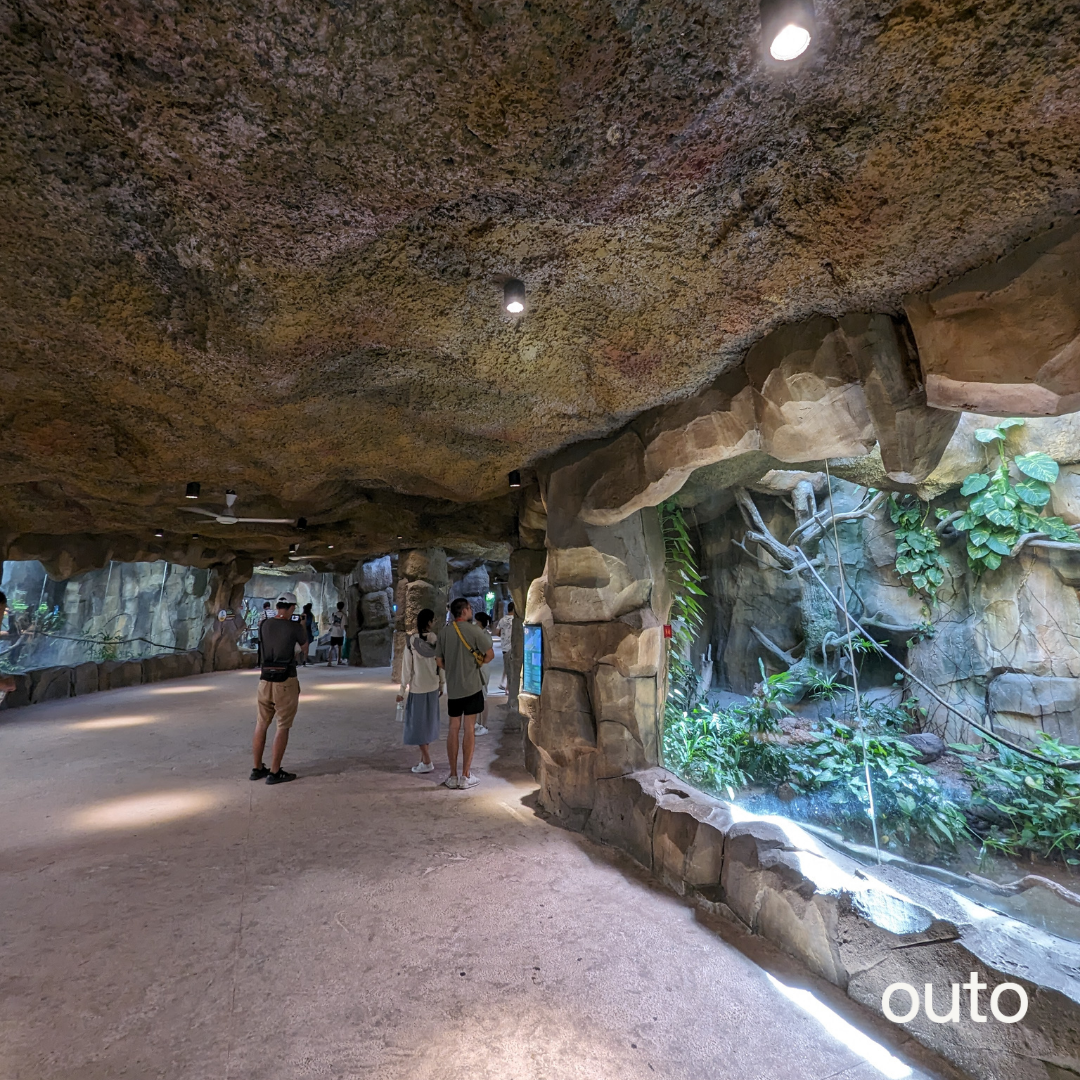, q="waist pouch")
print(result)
[260,664,293,683]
